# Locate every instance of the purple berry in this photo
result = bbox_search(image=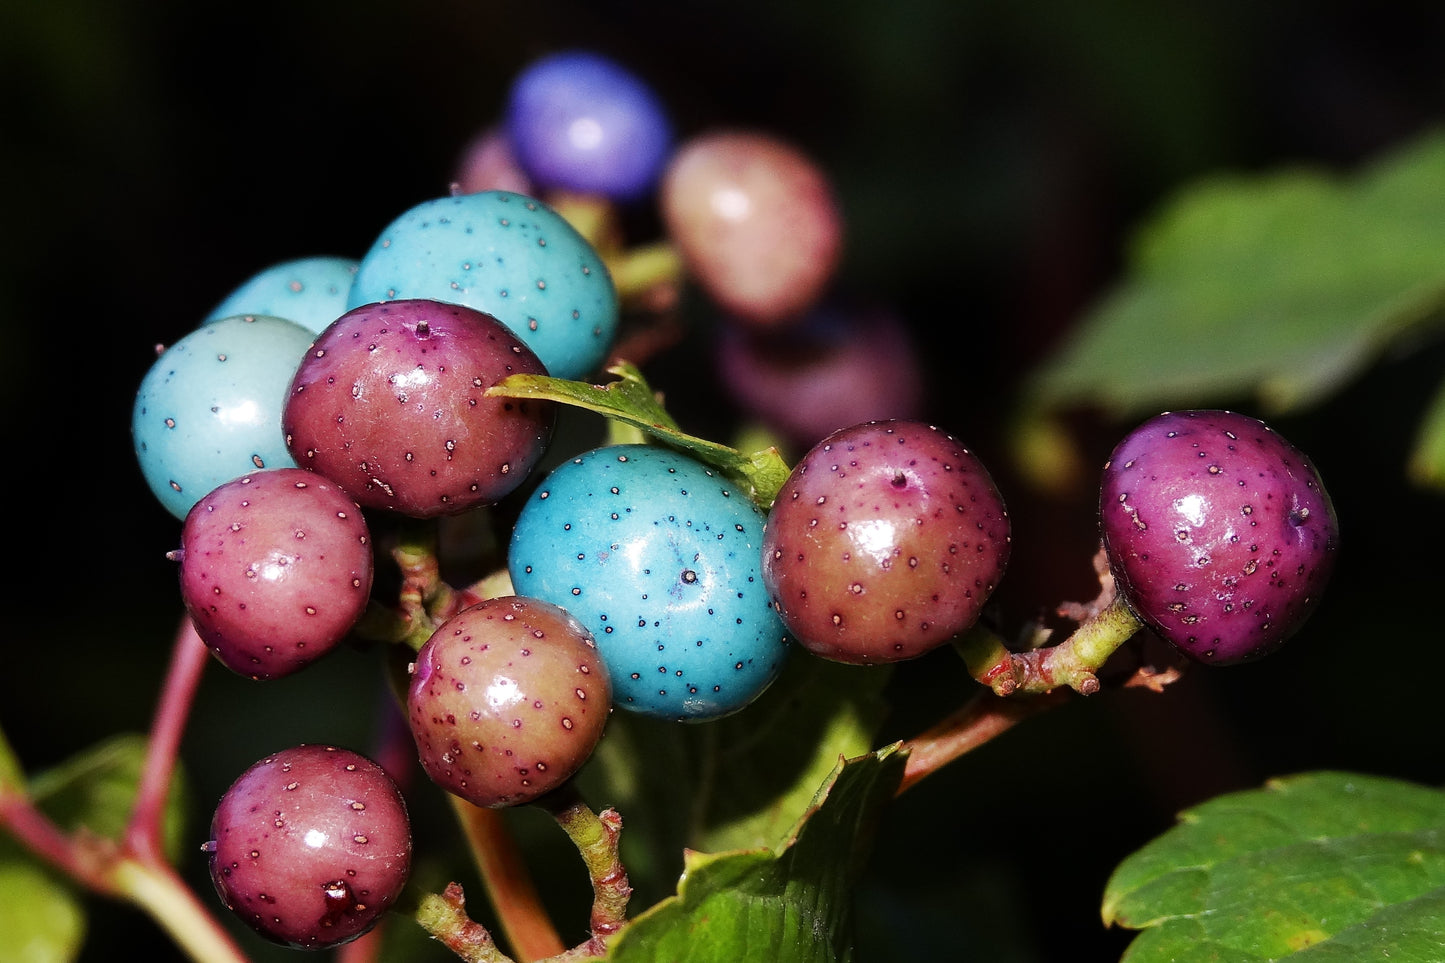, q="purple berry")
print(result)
[762,421,1011,665]
[282,299,554,518]
[205,745,412,950]
[505,50,673,201]
[178,468,374,680]
[407,596,612,808]
[1099,409,1339,665]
